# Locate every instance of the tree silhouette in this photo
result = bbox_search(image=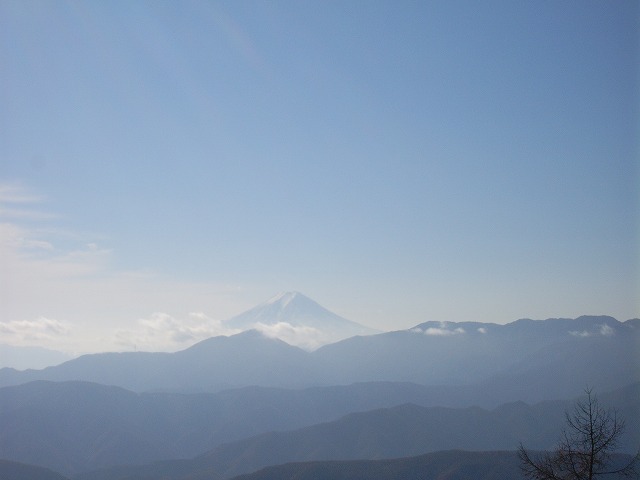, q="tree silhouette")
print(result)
[518,388,639,479]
